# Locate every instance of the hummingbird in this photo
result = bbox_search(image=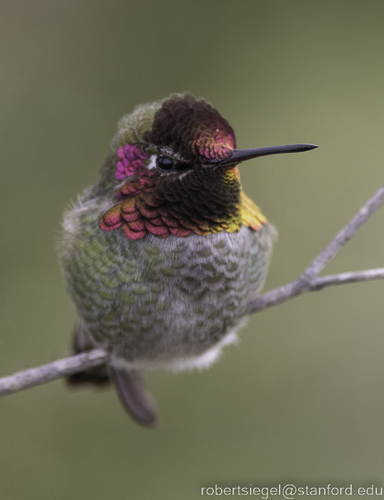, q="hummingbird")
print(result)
[59,93,316,427]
